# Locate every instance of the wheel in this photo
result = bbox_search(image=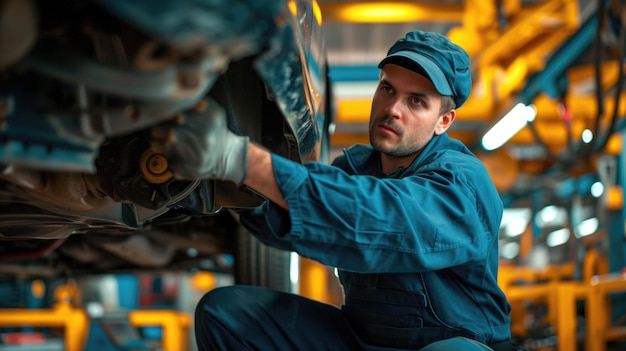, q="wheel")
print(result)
[234,226,295,293]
